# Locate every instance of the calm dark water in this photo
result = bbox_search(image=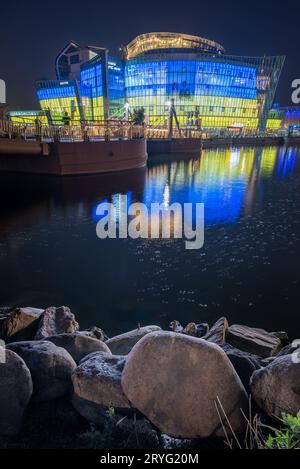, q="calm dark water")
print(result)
[0,145,300,338]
